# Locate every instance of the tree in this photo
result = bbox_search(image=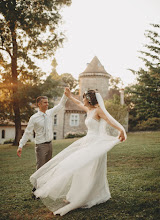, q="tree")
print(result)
[107,76,124,103]
[109,76,124,90]
[40,73,63,103]
[41,58,67,100]
[0,0,71,145]
[49,58,78,93]
[60,73,78,91]
[125,24,160,130]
